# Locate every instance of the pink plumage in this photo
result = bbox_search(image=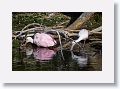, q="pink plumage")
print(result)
[33,47,56,61]
[34,33,56,47]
